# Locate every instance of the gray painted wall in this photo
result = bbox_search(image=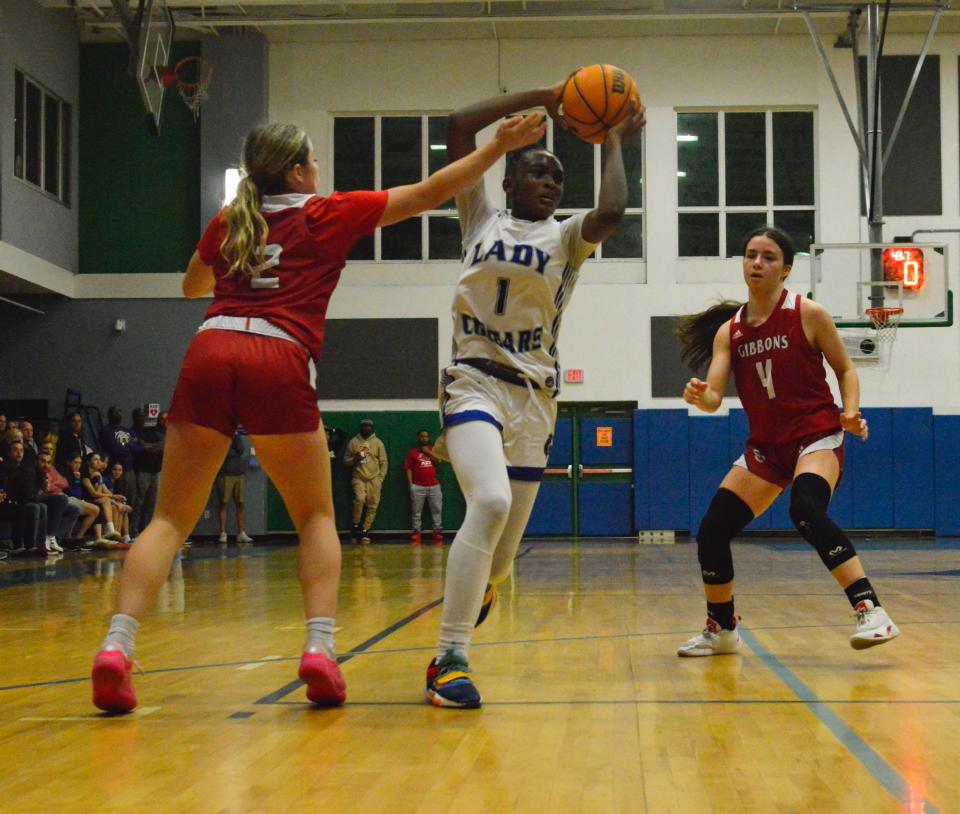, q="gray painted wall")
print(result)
[0,0,79,271]
[200,34,269,227]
